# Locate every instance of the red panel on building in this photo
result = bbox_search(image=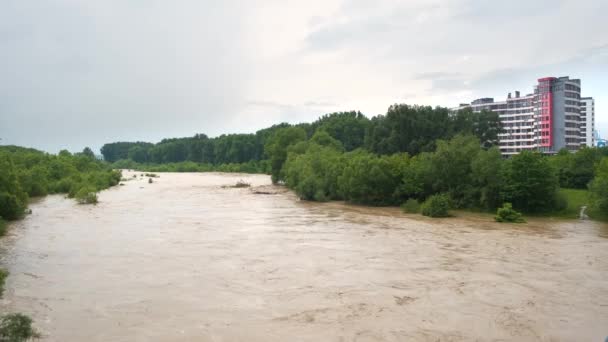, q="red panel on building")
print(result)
[537,78,555,147]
